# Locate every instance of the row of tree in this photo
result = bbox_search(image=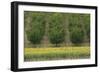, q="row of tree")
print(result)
[24,11,90,47]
